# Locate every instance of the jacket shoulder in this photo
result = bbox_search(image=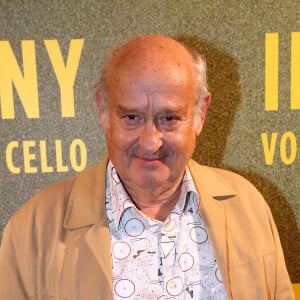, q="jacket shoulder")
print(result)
[11,175,76,225]
[8,164,103,230]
